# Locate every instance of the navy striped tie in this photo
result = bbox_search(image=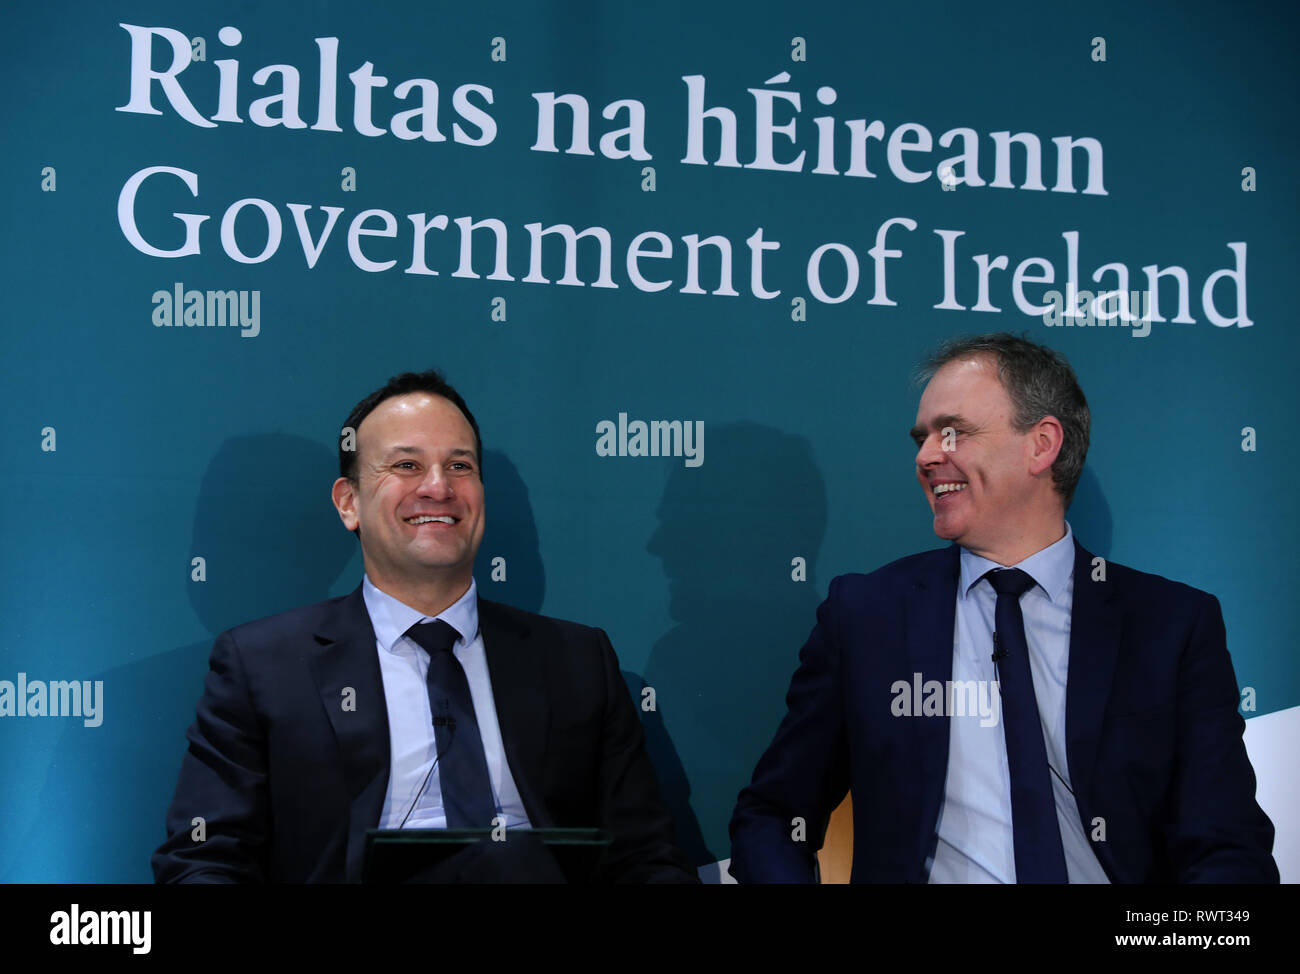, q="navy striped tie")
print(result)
[985,568,1068,883]
[405,620,496,829]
